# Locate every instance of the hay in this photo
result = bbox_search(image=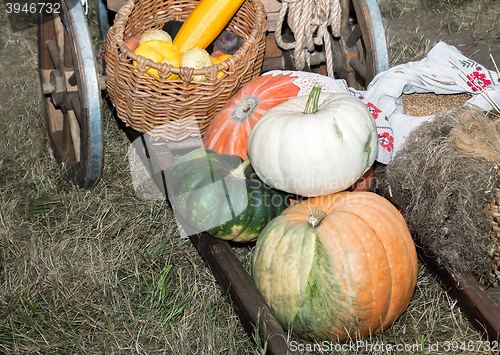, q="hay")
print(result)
[374,107,500,283]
